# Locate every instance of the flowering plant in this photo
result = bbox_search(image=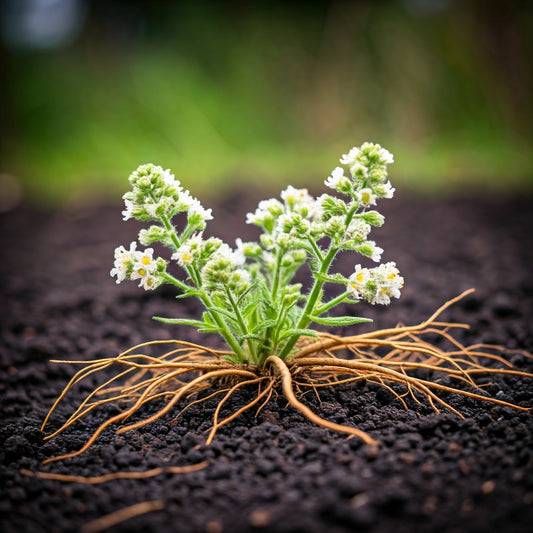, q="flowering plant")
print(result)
[42,142,532,464]
[111,142,403,368]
